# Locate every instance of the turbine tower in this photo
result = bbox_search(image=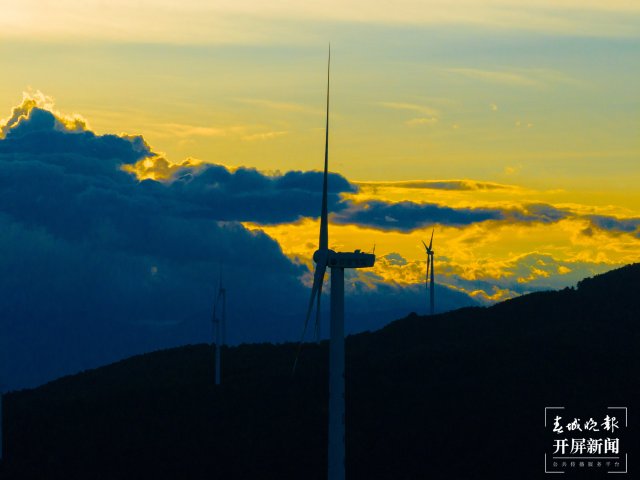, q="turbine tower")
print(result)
[422,229,435,315]
[298,46,375,480]
[212,273,227,386]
